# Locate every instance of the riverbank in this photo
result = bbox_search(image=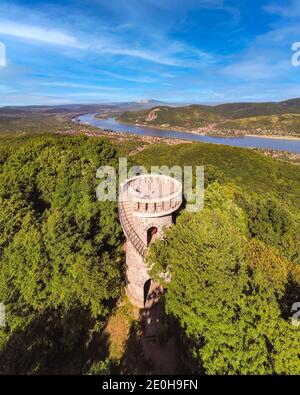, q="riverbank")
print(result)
[75,114,300,154]
[116,117,300,140]
[245,133,300,141]
[57,126,300,165]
